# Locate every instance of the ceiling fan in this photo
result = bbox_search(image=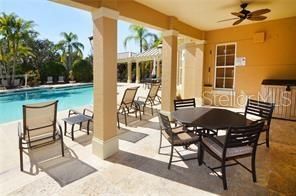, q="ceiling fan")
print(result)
[218,2,271,25]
